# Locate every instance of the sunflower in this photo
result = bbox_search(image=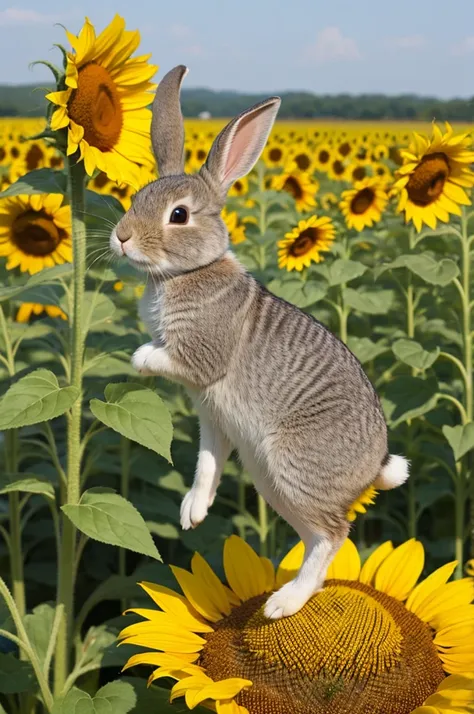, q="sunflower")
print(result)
[340,177,388,232]
[337,139,353,159]
[320,192,339,211]
[263,141,287,168]
[16,303,67,323]
[222,208,247,245]
[393,123,474,231]
[0,194,72,274]
[288,145,314,172]
[46,15,157,187]
[314,143,333,171]
[119,535,474,714]
[328,157,348,181]
[348,161,368,184]
[229,176,250,198]
[272,165,319,212]
[277,215,335,271]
